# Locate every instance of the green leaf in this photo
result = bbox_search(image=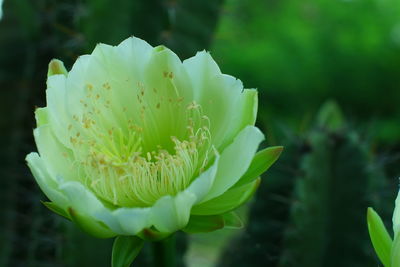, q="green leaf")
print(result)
[41,201,70,220]
[112,236,144,267]
[392,232,400,267]
[223,212,243,229]
[182,215,225,234]
[234,146,283,188]
[67,207,115,239]
[367,207,392,267]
